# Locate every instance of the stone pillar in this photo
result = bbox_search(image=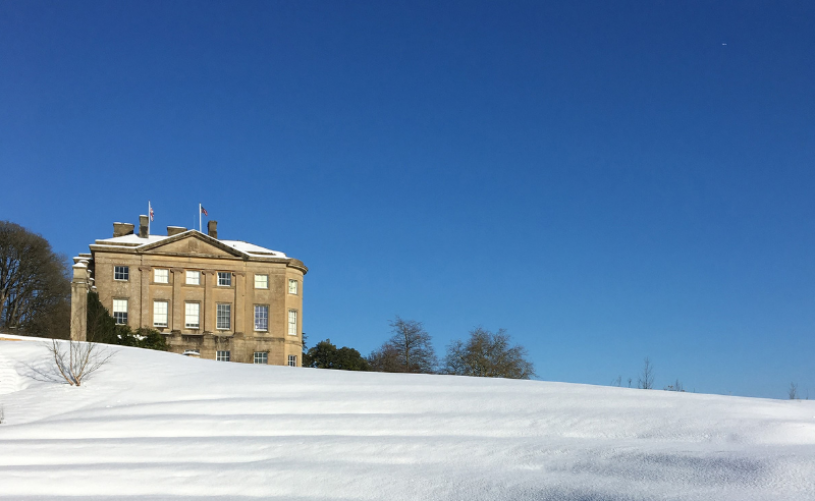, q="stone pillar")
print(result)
[171,268,184,331]
[234,272,245,334]
[203,270,216,332]
[139,266,151,328]
[201,333,216,360]
[70,260,90,341]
